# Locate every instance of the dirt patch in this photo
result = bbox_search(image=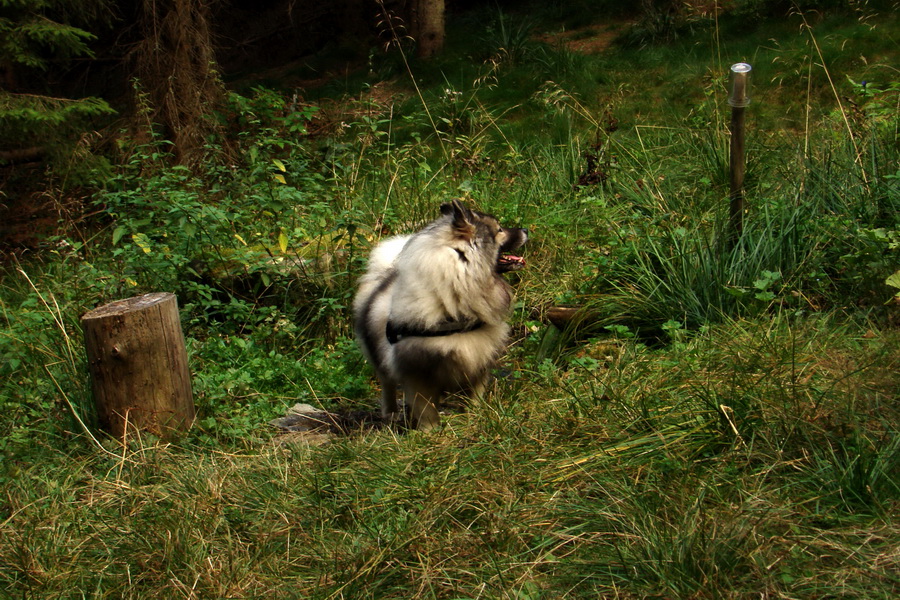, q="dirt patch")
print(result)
[269,398,475,445]
[535,25,623,55]
[0,184,94,258]
[270,402,389,446]
[306,80,408,137]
